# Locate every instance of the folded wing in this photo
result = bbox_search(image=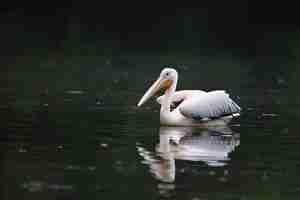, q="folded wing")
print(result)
[179,90,241,120]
